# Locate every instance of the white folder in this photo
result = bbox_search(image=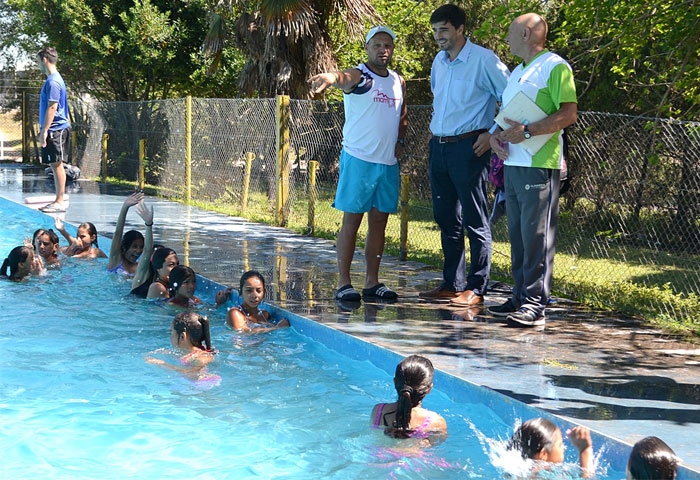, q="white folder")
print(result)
[495,91,555,155]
